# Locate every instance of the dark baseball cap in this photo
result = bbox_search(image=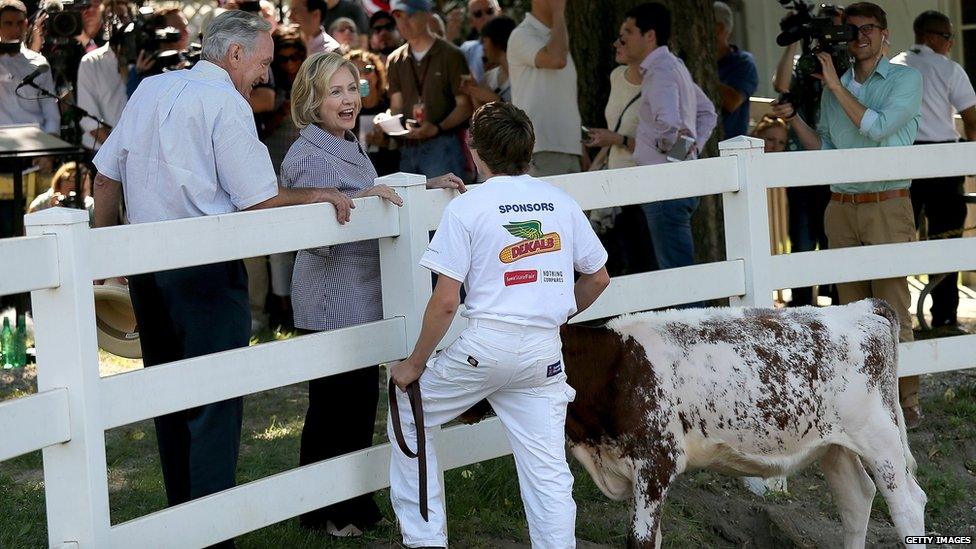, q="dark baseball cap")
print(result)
[369,10,395,28]
[389,0,431,15]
